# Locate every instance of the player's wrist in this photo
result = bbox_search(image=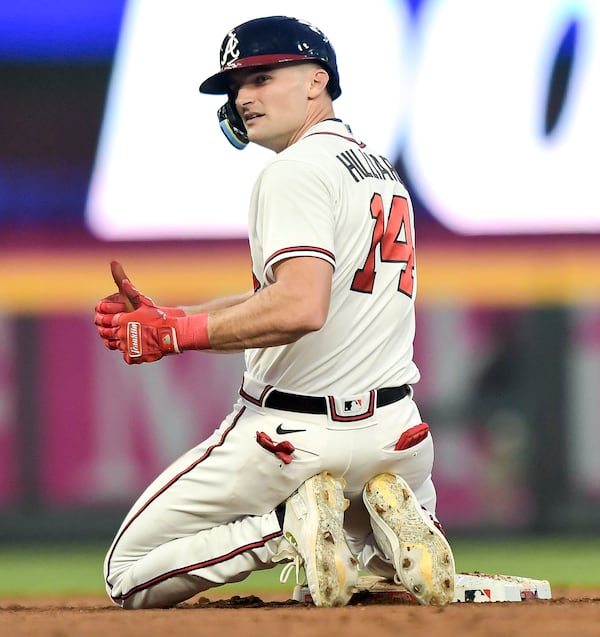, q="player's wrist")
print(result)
[160,305,186,318]
[175,313,210,350]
